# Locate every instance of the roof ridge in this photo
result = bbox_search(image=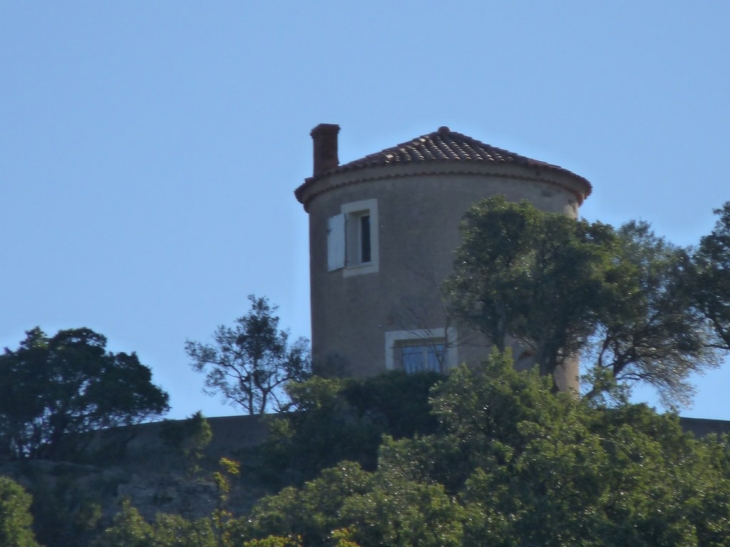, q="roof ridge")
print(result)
[339,127,555,168]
